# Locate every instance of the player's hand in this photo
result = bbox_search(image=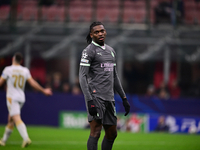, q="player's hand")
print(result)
[43,88,53,96]
[87,100,97,116]
[122,98,130,116]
